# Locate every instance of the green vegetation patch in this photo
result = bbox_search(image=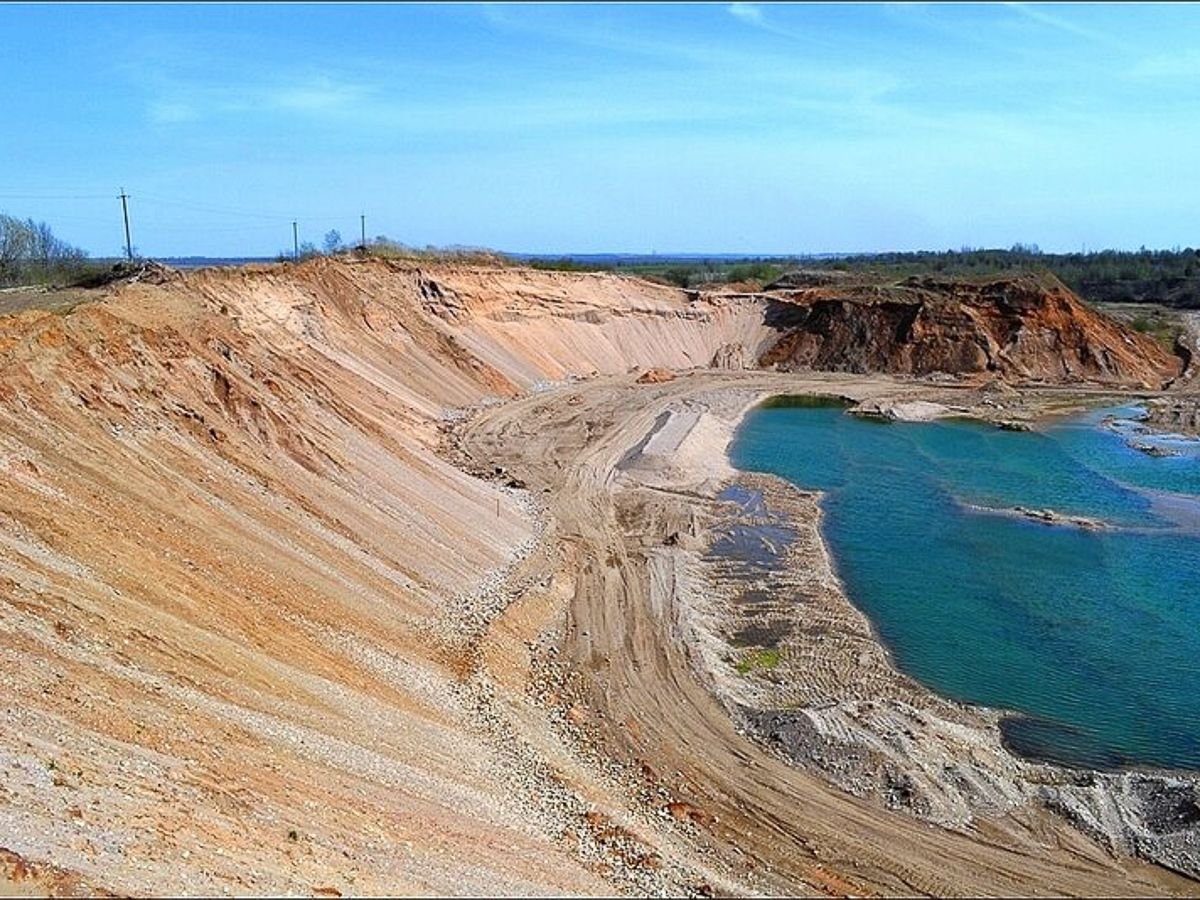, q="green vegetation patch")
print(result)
[0,214,93,288]
[735,648,782,675]
[1129,313,1183,350]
